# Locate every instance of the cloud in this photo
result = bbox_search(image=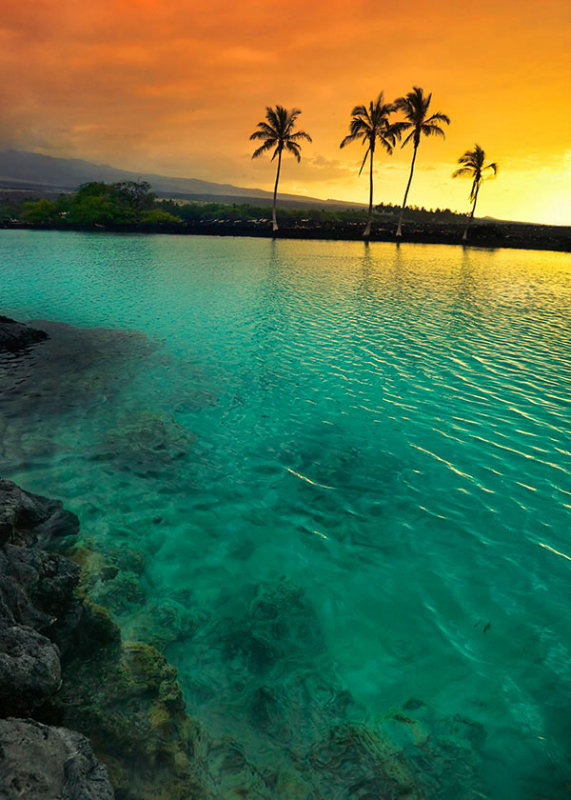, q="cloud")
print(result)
[0,0,569,223]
